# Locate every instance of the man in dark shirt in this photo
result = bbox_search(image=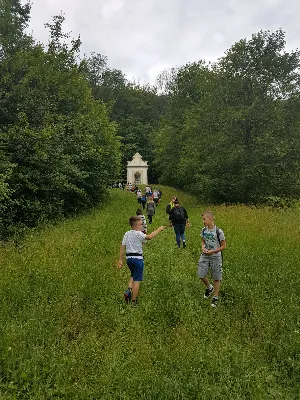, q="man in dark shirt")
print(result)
[169,200,190,248]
